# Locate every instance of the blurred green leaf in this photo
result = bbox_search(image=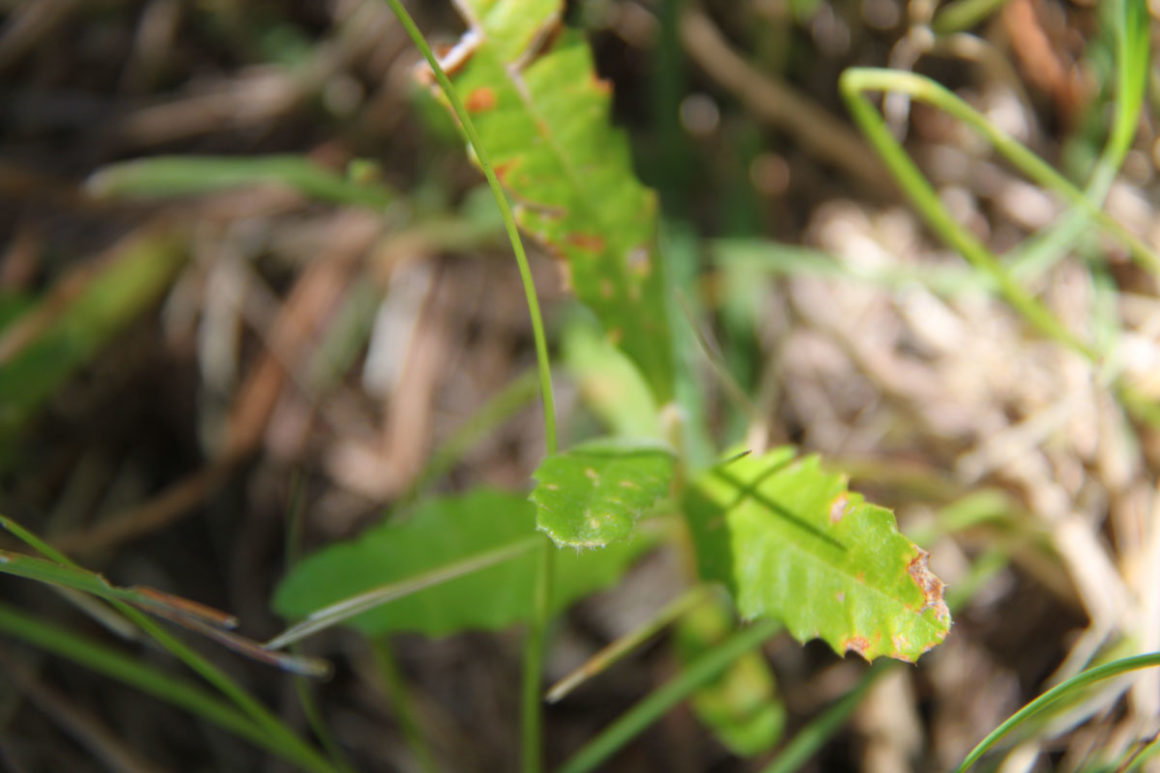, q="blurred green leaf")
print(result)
[431,0,674,400]
[0,232,186,462]
[273,489,651,637]
[531,439,675,548]
[684,449,951,662]
[0,293,34,330]
[562,313,661,439]
[87,155,394,210]
[675,597,783,756]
